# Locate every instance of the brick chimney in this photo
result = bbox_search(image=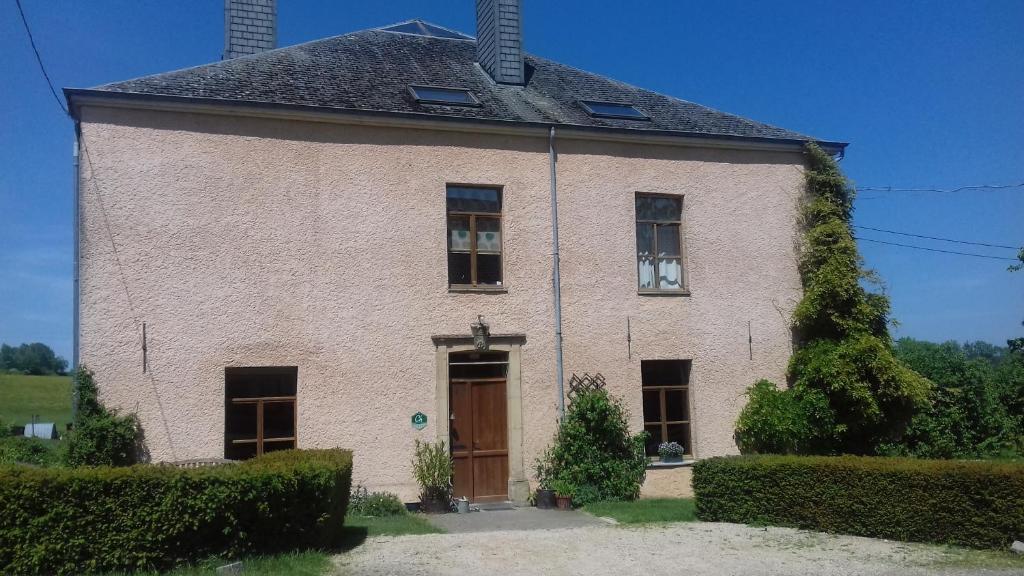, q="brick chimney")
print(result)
[475,0,524,85]
[224,0,277,59]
